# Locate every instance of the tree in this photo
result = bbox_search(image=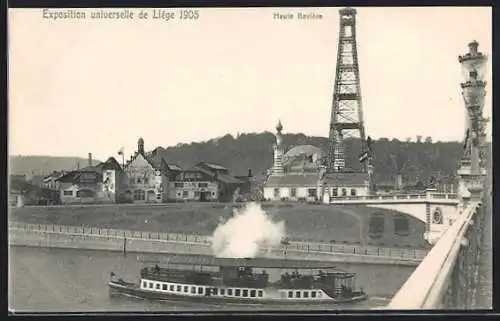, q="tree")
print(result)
[425,136,433,144]
[416,135,423,143]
